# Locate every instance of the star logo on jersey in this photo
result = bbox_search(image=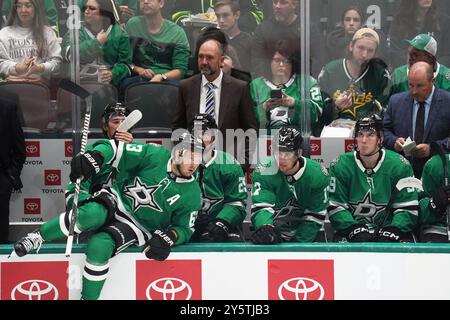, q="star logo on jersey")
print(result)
[201,196,223,214]
[349,191,385,224]
[273,197,303,228]
[342,92,374,119]
[124,177,162,212]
